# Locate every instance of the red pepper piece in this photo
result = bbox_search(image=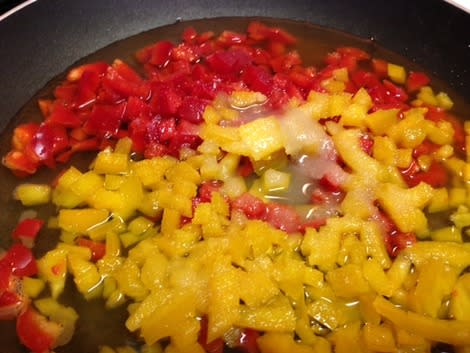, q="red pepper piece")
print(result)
[177,96,209,124]
[83,102,126,138]
[197,180,223,203]
[76,238,106,262]
[336,47,370,61]
[401,160,448,188]
[143,142,169,159]
[371,58,388,78]
[16,305,62,353]
[237,157,254,177]
[232,193,267,220]
[150,83,183,117]
[216,30,247,46]
[2,151,38,176]
[385,231,417,258]
[75,70,102,108]
[11,123,40,151]
[148,40,175,67]
[206,49,252,76]
[26,124,69,169]
[182,26,197,44]
[53,83,77,102]
[359,134,374,156]
[102,67,150,100]
[383,79,409,102]
[0,289,25,320]
[12,218,45,248]
[265,203,301,233]
[66,61,109,82]
[197,316,224,353]
[46,103,82,128]
[242,65,273,95]
[412,140,440,158]
[236,329,261,353]
[0,244,37,277]
[171,43,199,63]
[406,71,431,93]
